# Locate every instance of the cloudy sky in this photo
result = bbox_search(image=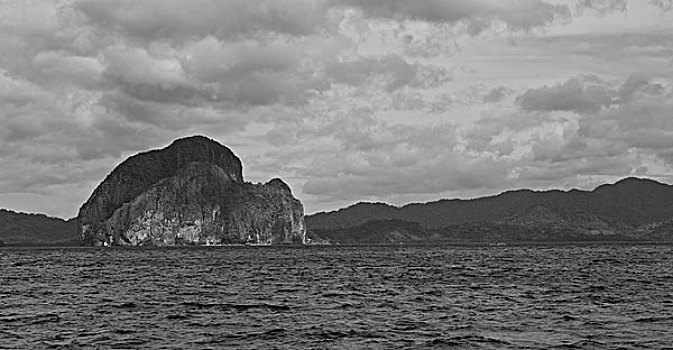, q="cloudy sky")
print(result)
[1,0,672,218]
